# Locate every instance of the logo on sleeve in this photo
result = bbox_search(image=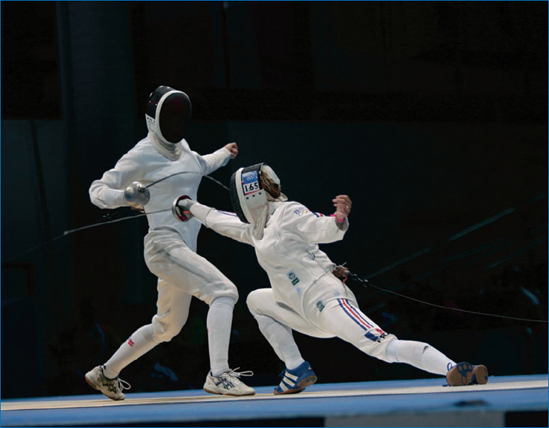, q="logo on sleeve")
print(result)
[293,206,310,216]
